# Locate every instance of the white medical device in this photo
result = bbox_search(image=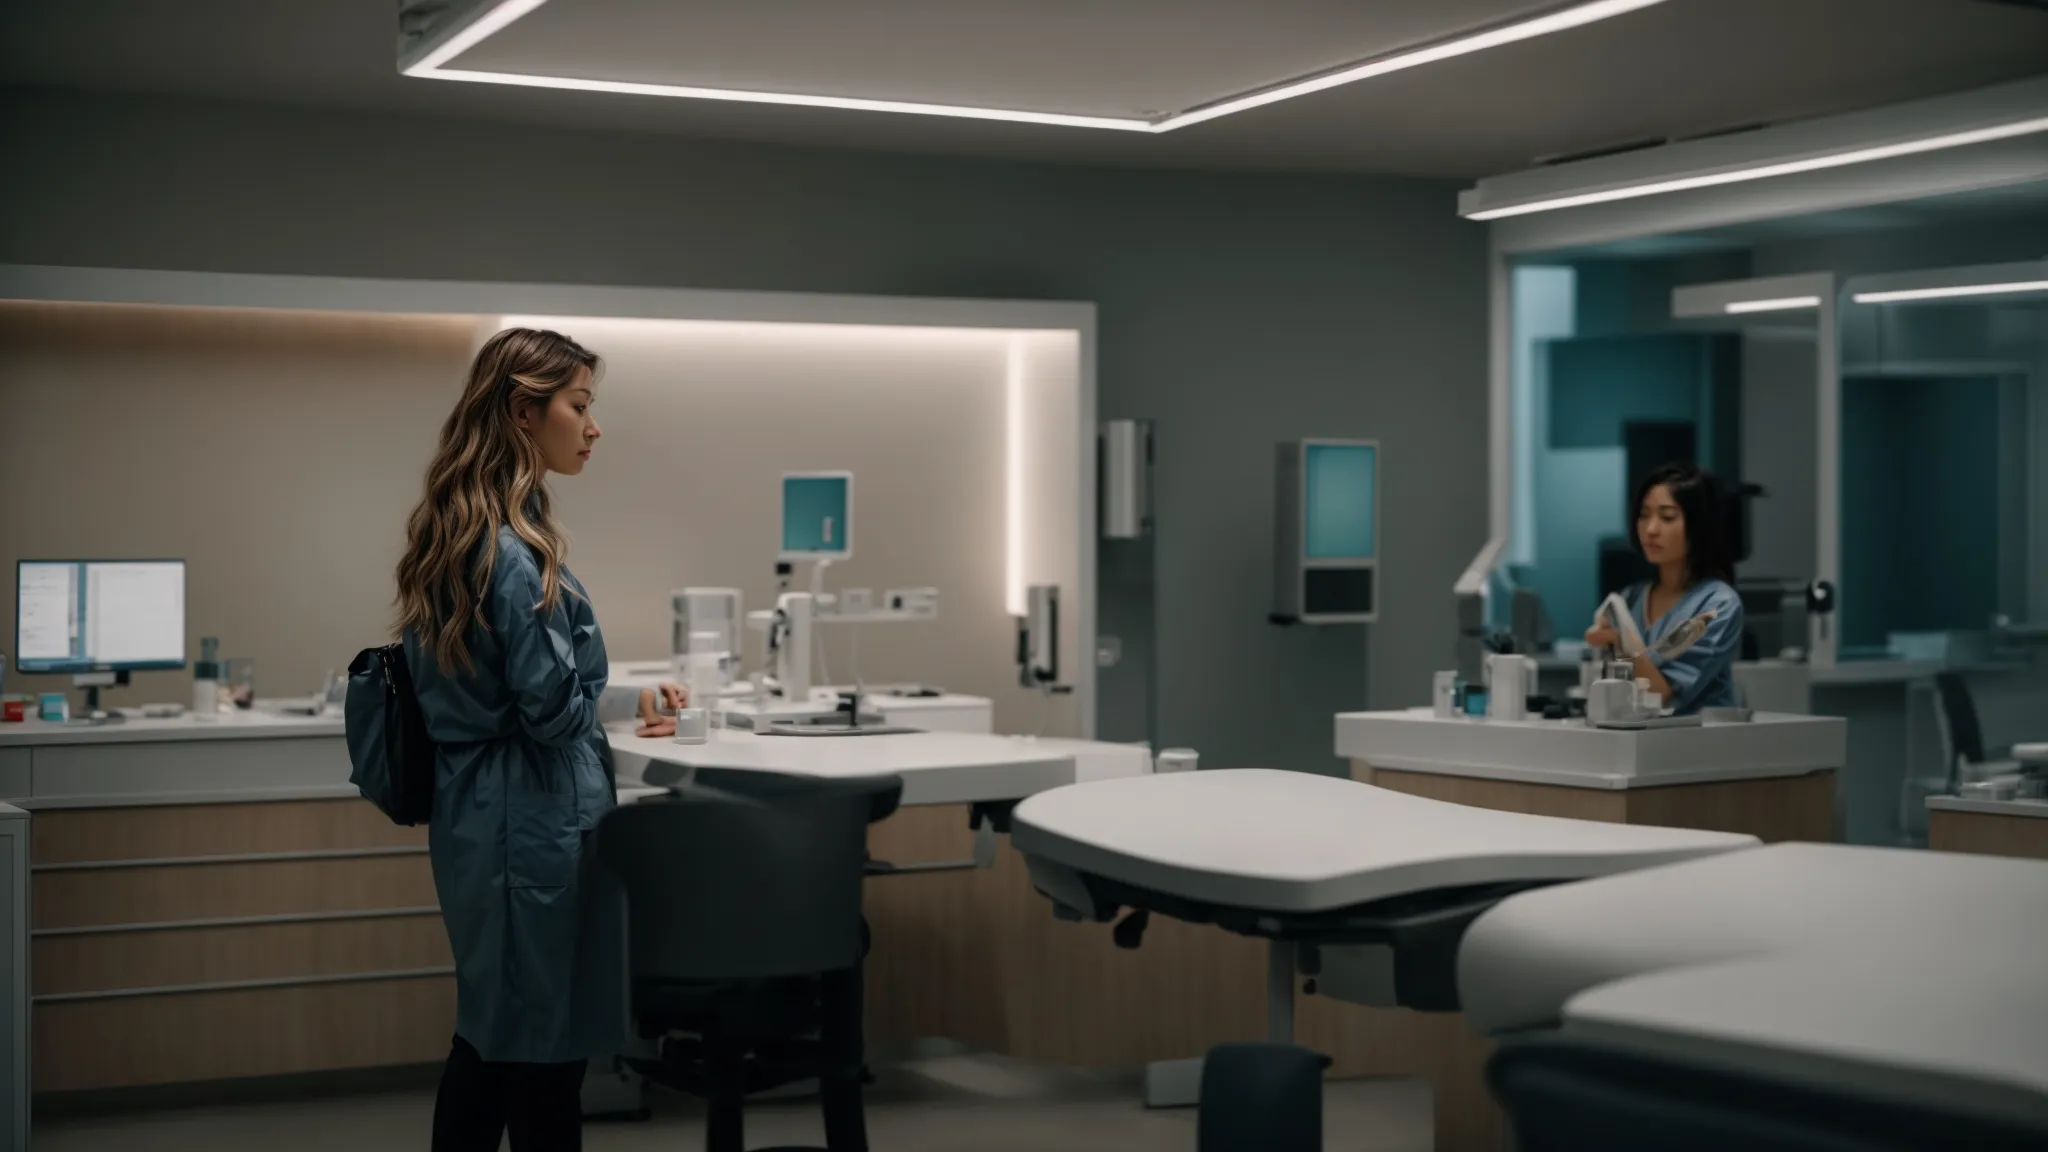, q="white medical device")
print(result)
[671,588,742,679]
[744,472,941,718]
[1017,583,1064,691]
